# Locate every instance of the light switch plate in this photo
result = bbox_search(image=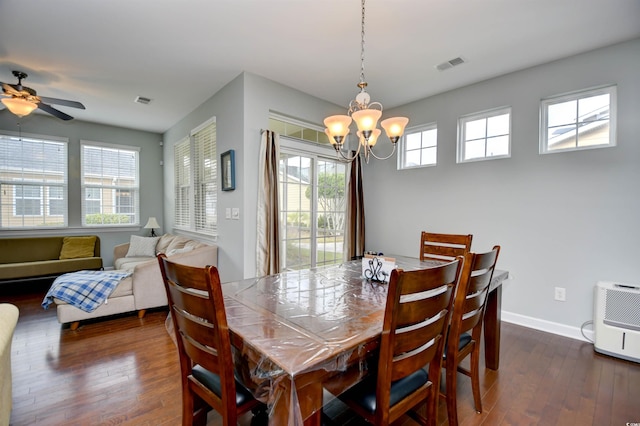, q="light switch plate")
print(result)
[225,208,231,219]
[232,208,240,220]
